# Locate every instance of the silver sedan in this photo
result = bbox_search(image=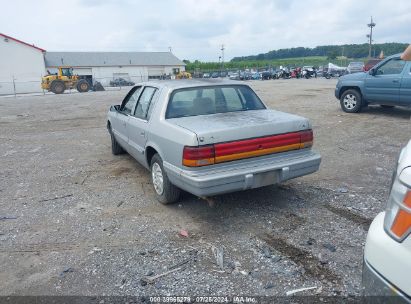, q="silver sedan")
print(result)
[107,80,321,204]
